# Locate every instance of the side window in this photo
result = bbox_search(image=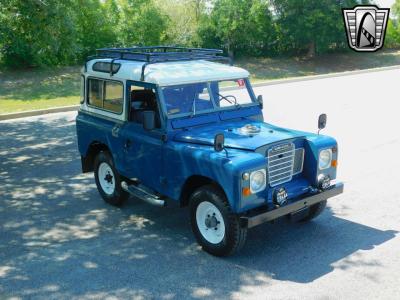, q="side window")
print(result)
[88,79,103,108]
[104,81,123,113]
[88,78,123,114]
[130,84,161,128]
